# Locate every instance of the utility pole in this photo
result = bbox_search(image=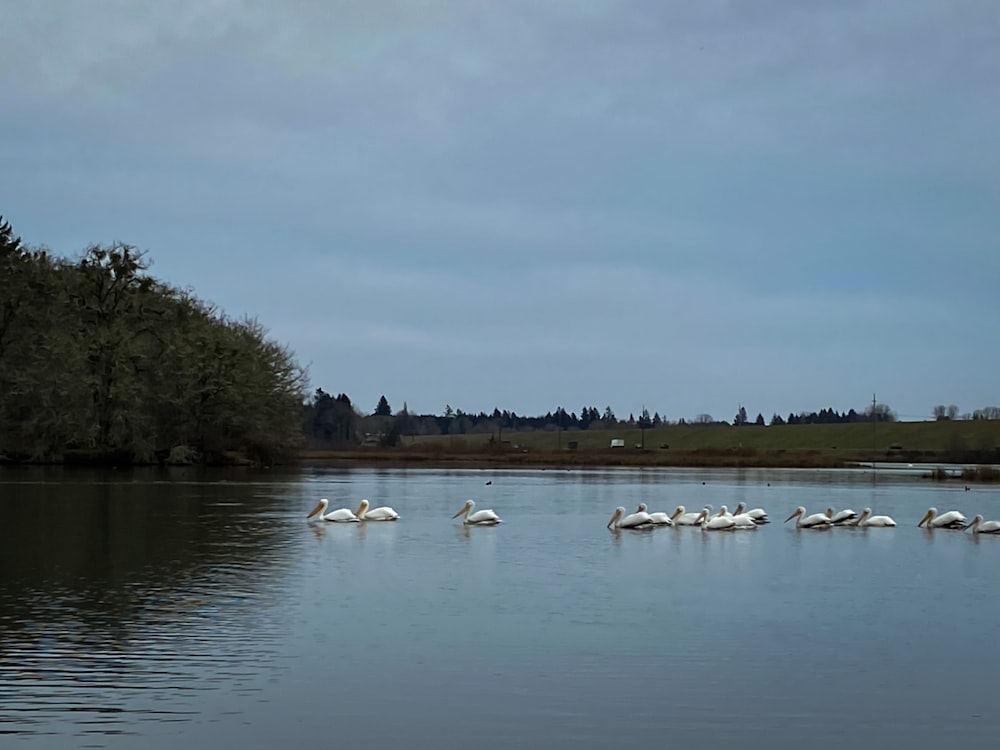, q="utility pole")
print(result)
[872,392,877,484]
[641,403,646,449]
